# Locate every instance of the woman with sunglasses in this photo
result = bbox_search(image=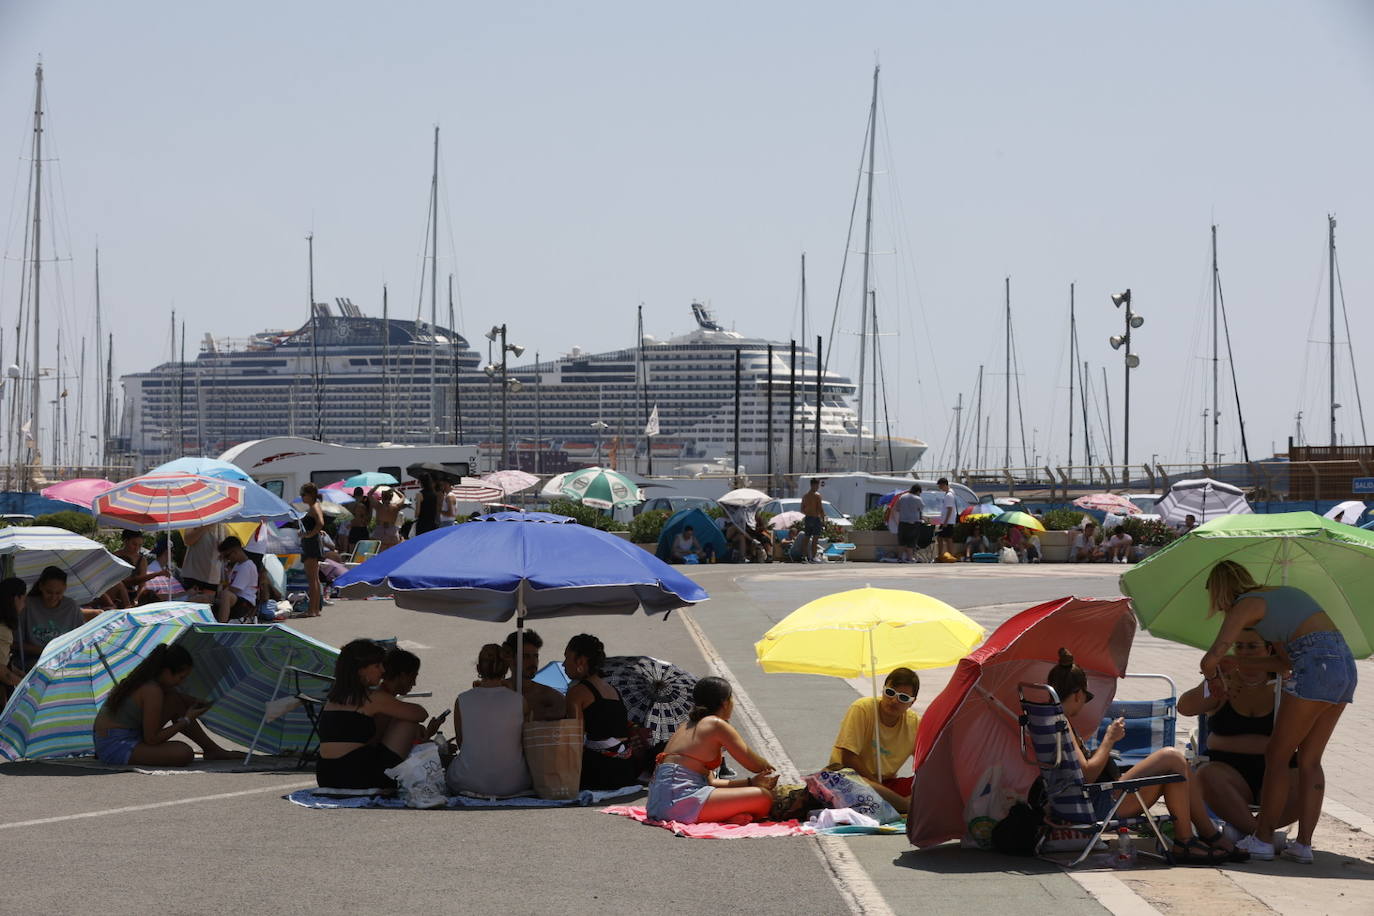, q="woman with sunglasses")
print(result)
[1179,628,1299,843]
[828,668,921,814]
